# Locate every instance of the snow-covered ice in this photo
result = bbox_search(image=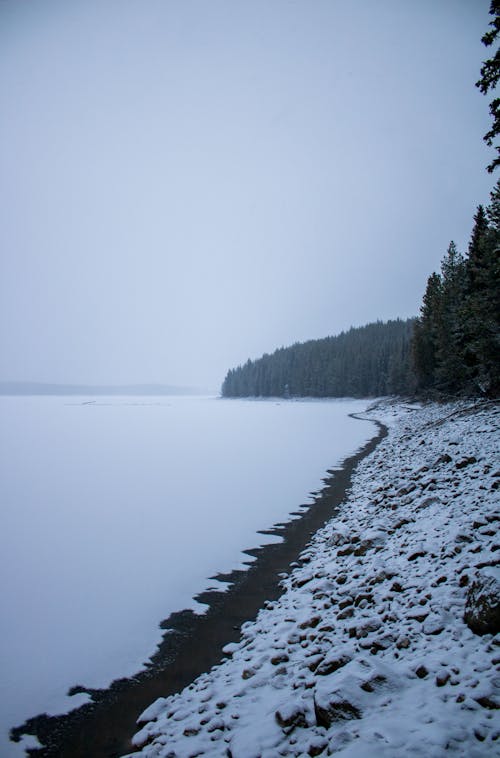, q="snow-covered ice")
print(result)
[0,394,374,756]
[127,399,500,758]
